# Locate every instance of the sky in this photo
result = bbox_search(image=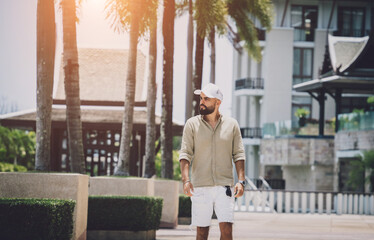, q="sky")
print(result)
[0,0,234,123]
